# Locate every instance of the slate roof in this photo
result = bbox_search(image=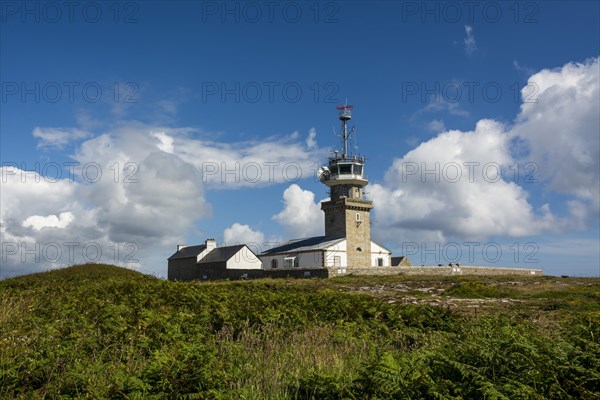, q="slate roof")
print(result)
[391,256,412,266]
[168,245,206,260]
[168,244,249,265]
[200,245,246,264]
[261,236,345,255]
[391,256,405,266]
